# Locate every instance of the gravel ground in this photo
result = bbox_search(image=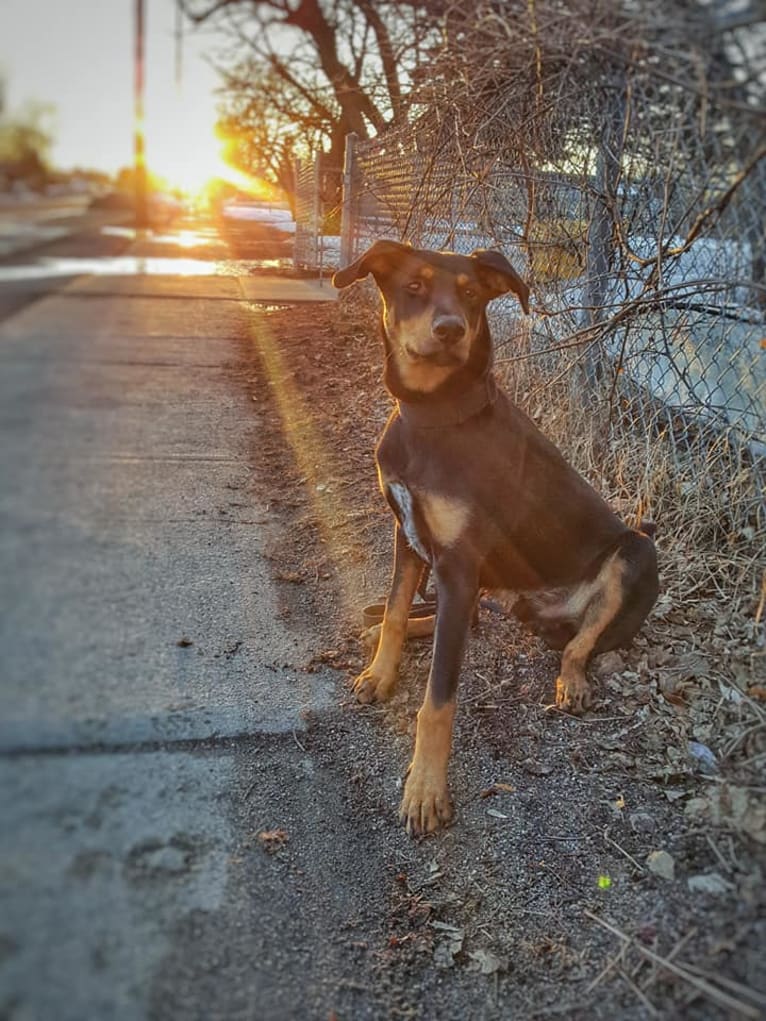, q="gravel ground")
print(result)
[230,295,765,1021]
